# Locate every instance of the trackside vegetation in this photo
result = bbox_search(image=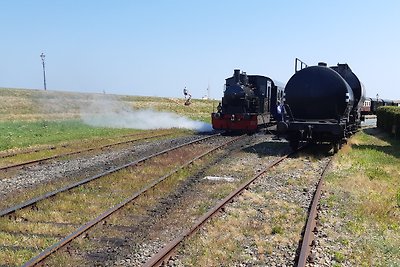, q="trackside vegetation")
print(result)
[0,87,215,151]
[322,128,400,266]
[0,87,216,123]
[0,120,142,151]
[376,106,400,139]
